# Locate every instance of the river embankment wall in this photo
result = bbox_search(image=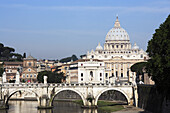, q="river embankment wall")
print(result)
[137,84,170,113]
